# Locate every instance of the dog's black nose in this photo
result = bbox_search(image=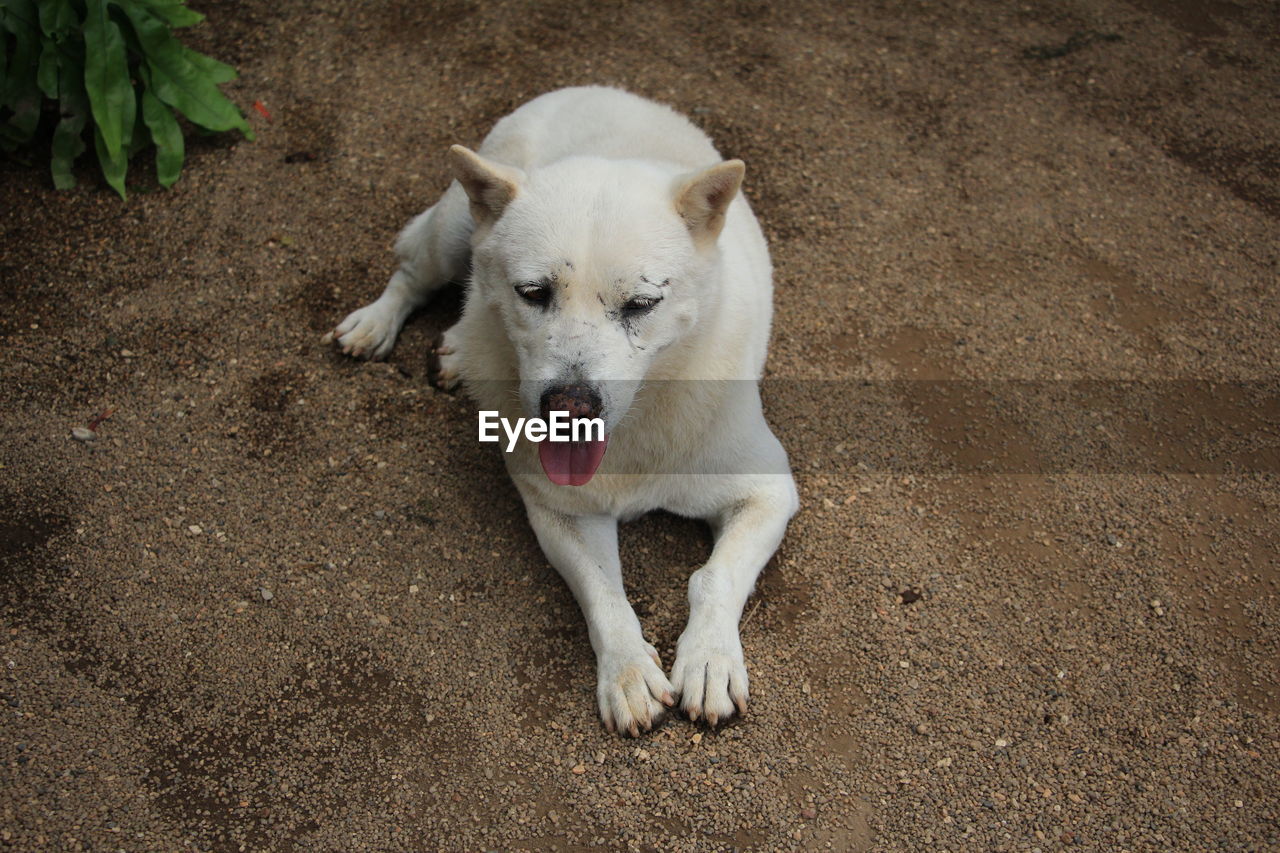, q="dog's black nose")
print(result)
[540,384,602,421]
